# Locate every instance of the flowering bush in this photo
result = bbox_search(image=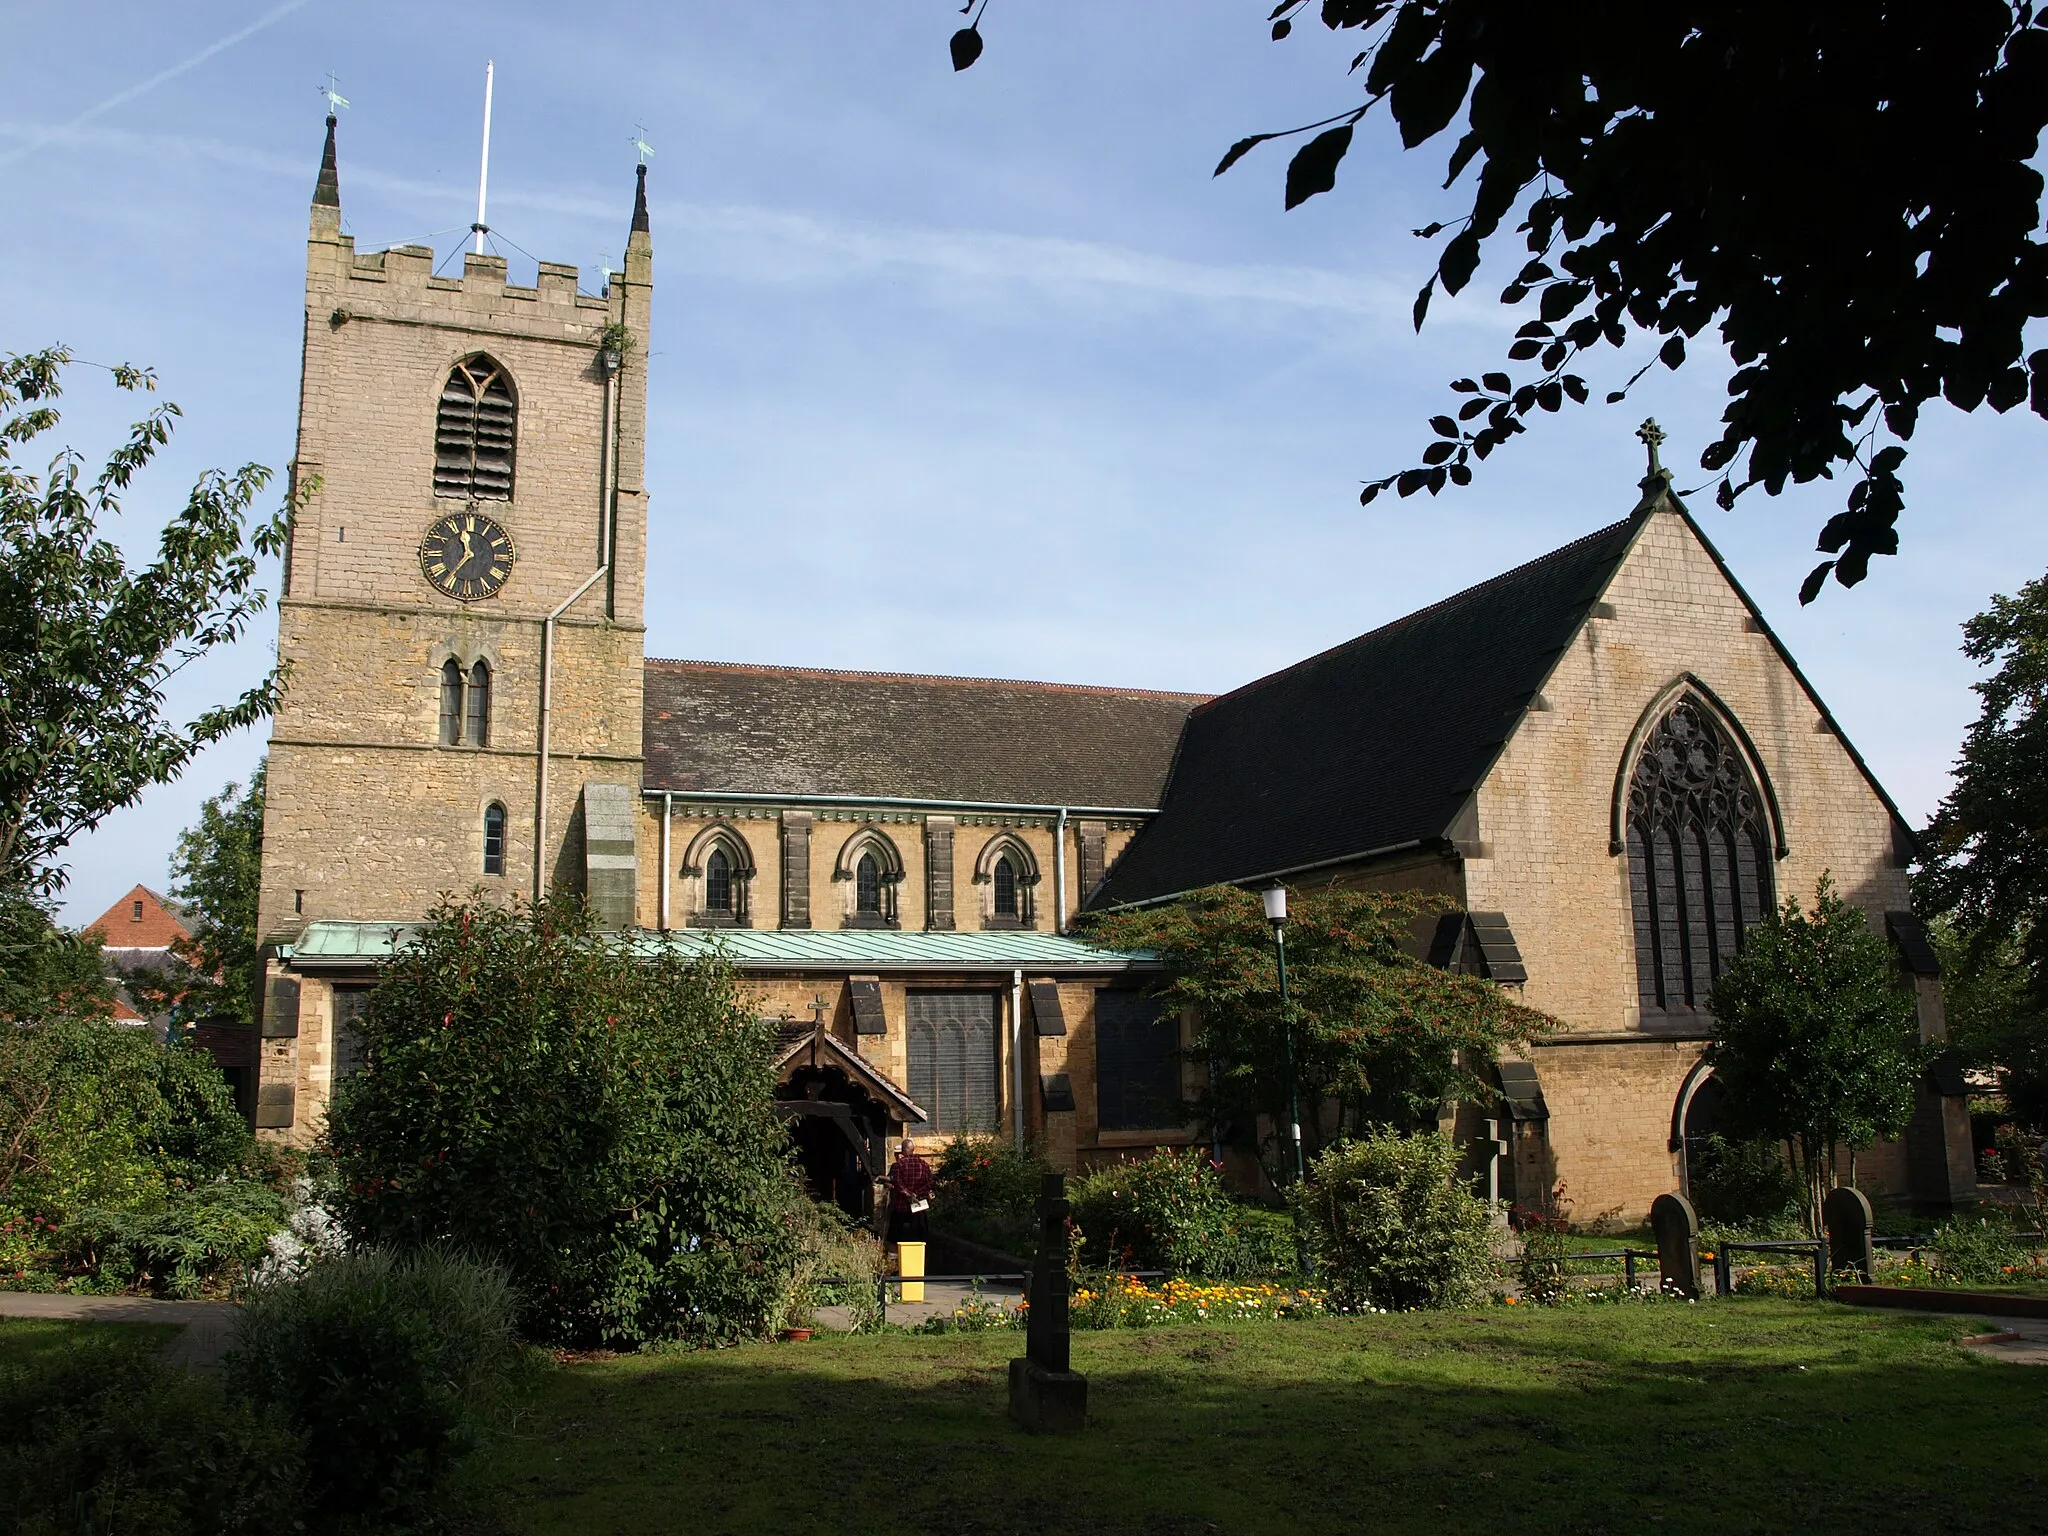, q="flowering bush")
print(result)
[1071,1274,1336,1328]
[1071,1149,1295,1278]
[930,1136,1052,1256]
